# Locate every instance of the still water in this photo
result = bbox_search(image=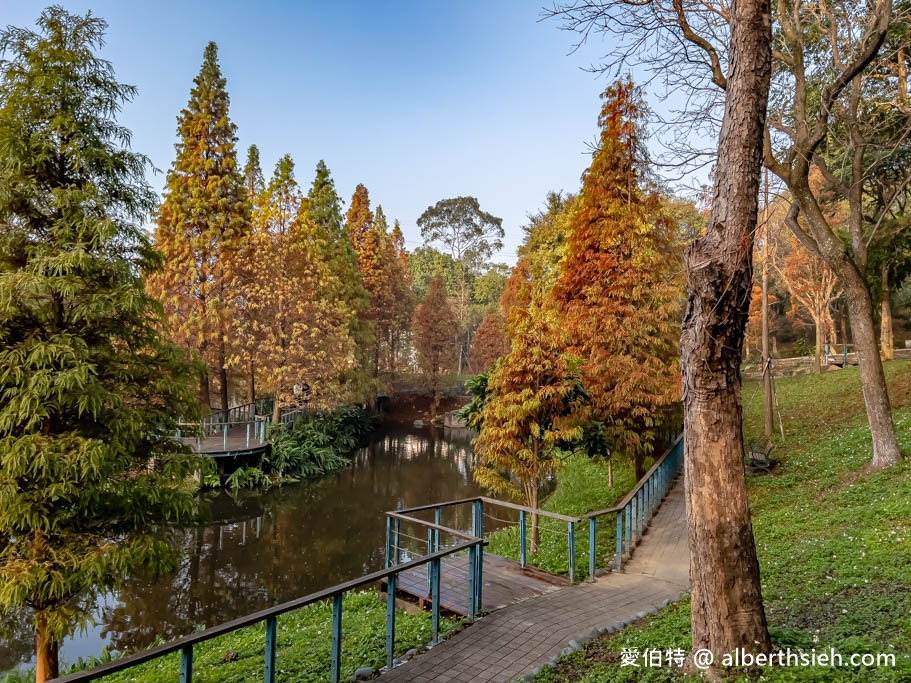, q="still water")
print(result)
[1,425,488,672]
